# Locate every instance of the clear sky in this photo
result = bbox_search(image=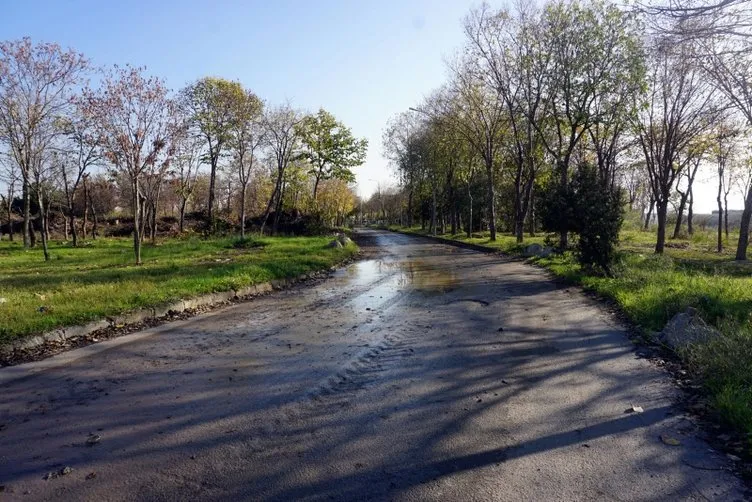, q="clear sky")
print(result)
[0,0,476,200]
[0,0,739,213]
